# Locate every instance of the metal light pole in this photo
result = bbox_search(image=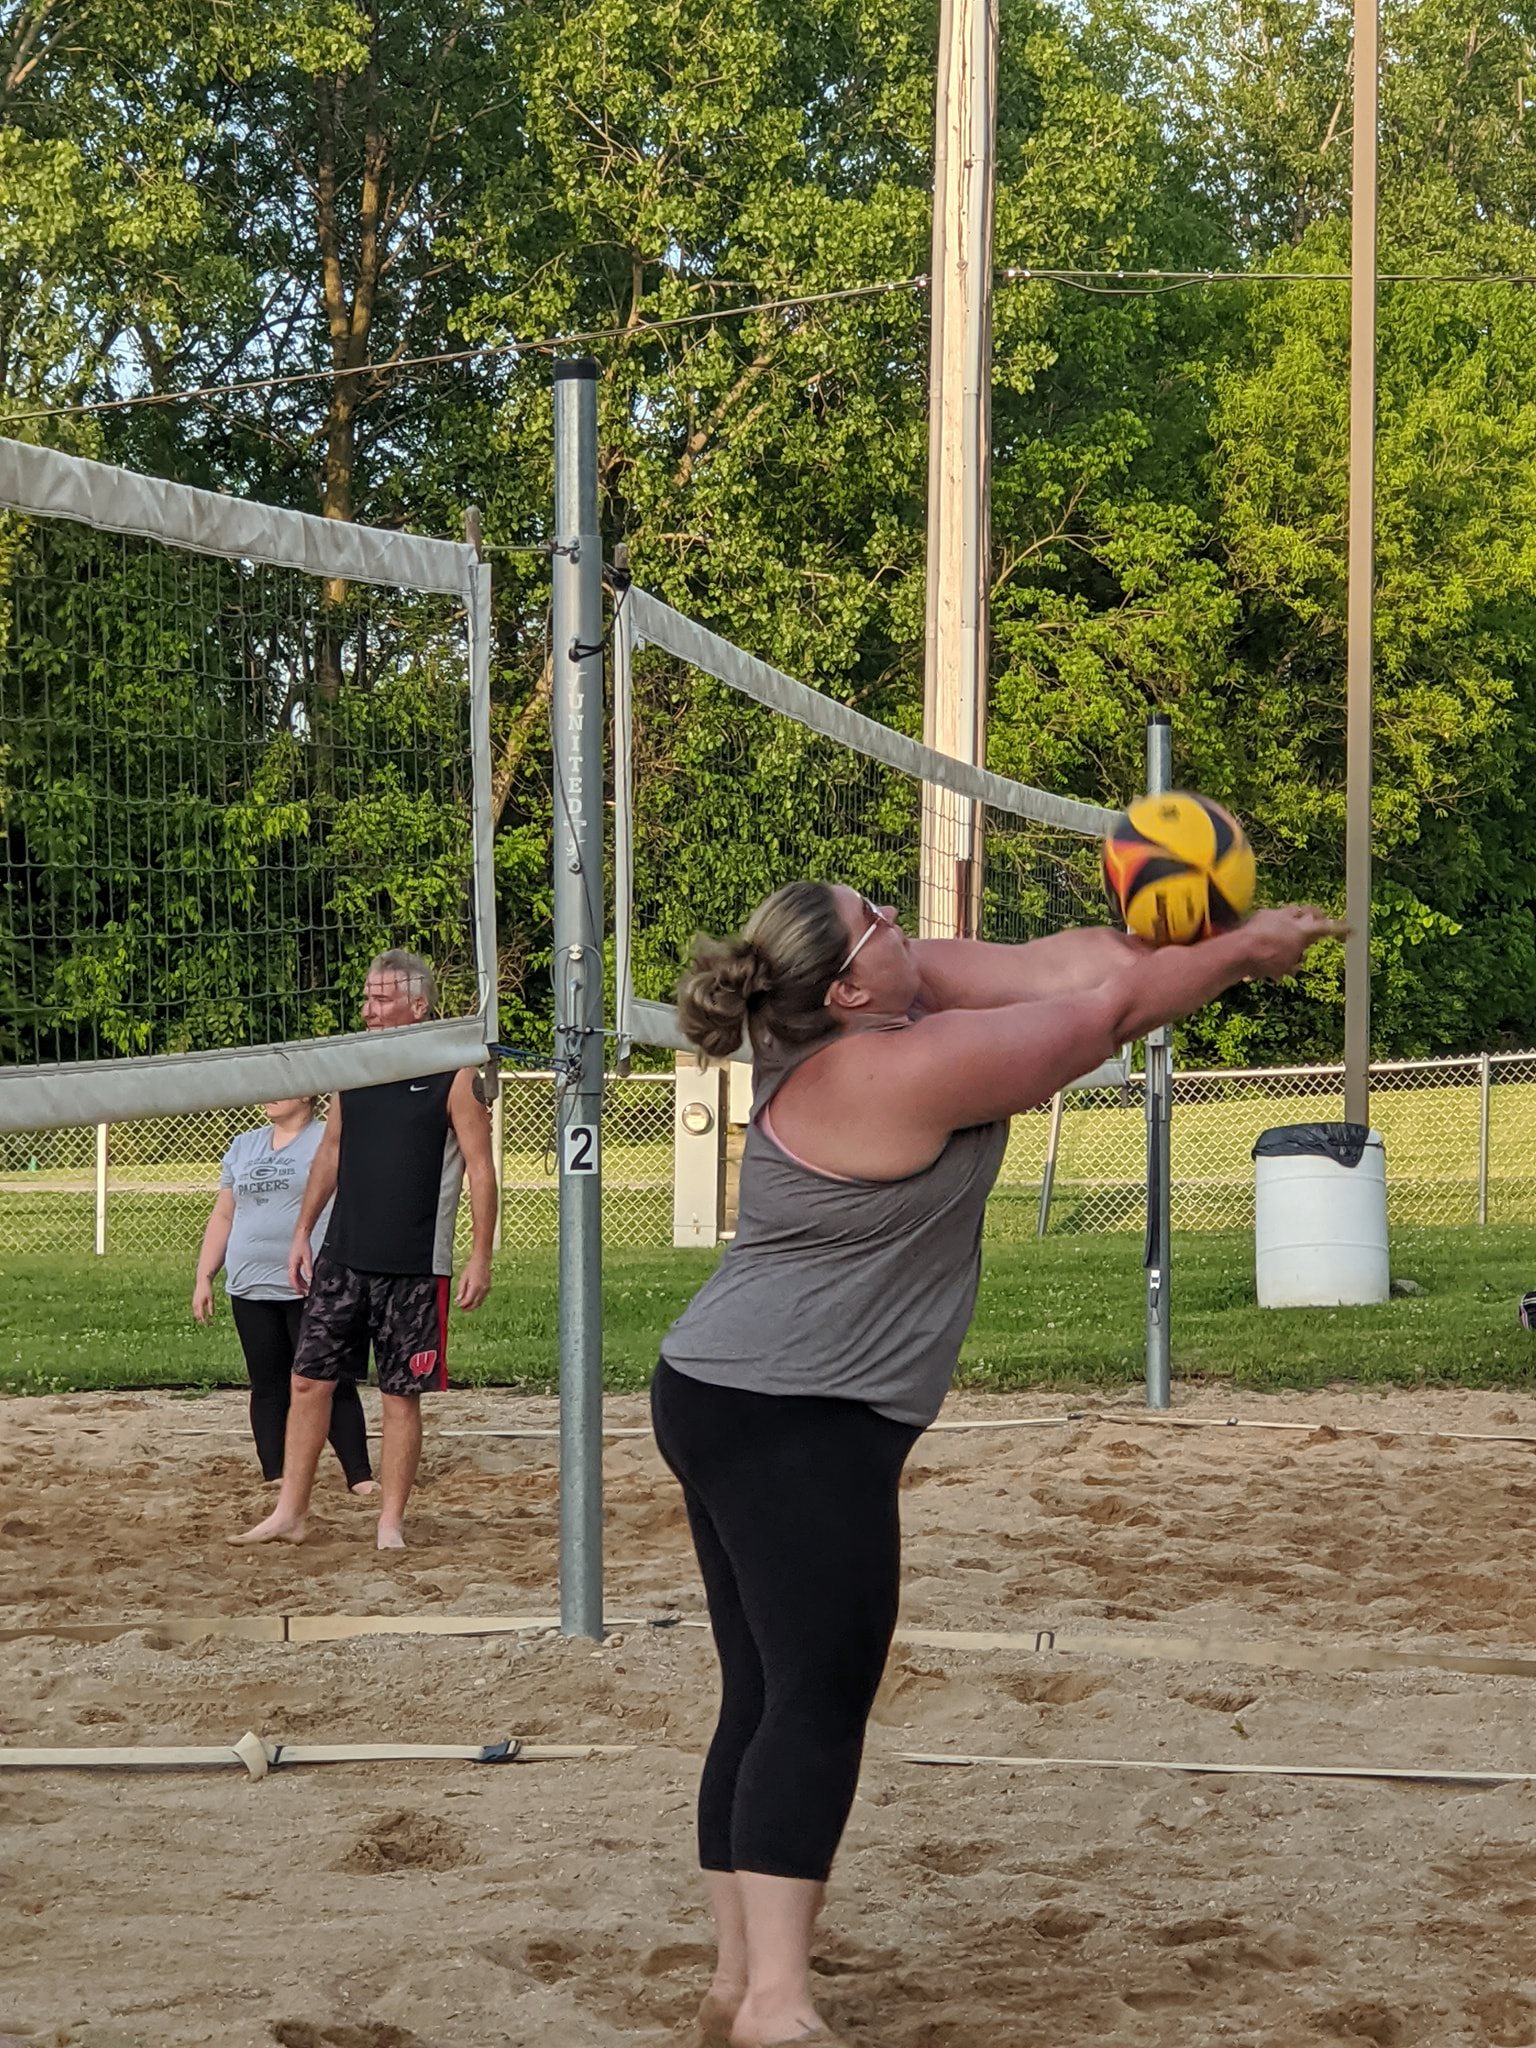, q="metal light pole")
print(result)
[551,358,605,1640]
[1144,714,1173,1410]
[1344,0,1378,1127]
[919,0,998,938]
